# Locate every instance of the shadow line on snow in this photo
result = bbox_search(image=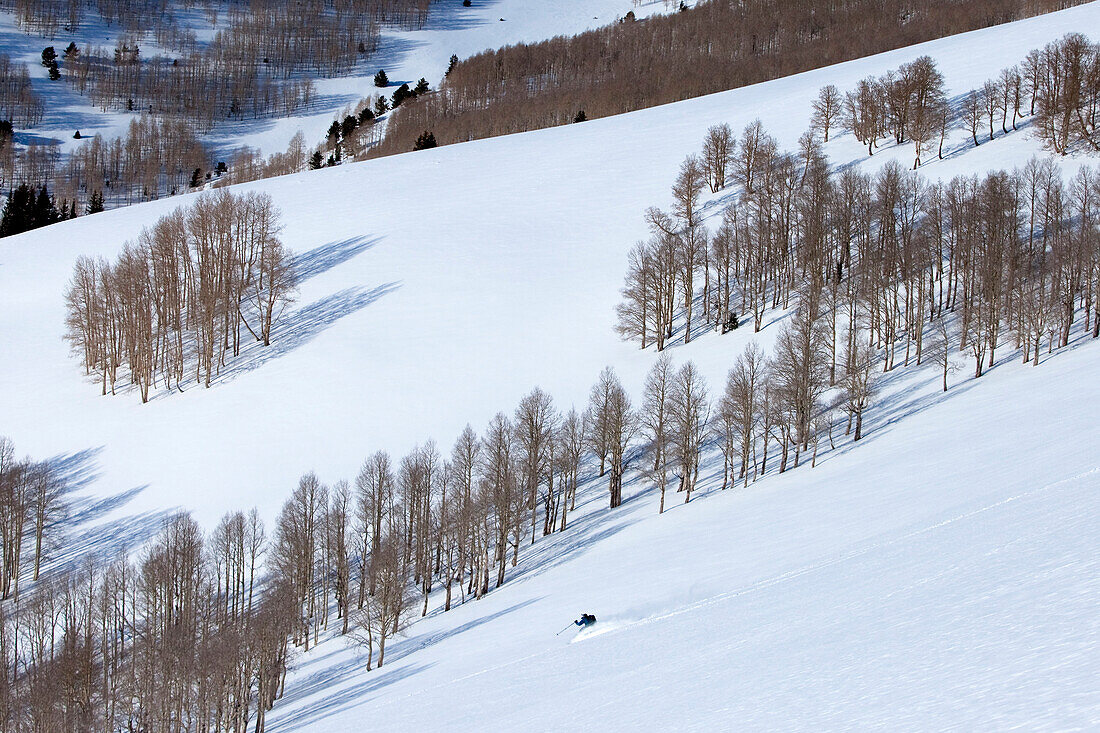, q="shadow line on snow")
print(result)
[141,235,396,397]
[33,447,172,579]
